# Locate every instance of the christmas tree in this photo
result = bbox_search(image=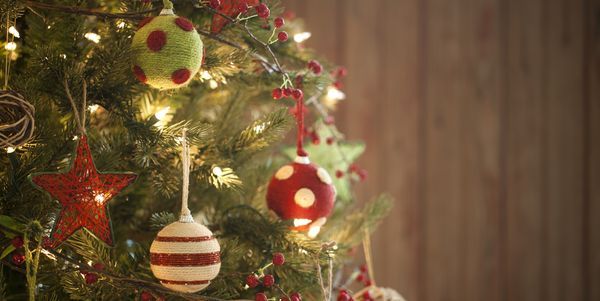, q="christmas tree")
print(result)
[0,0,395,300]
